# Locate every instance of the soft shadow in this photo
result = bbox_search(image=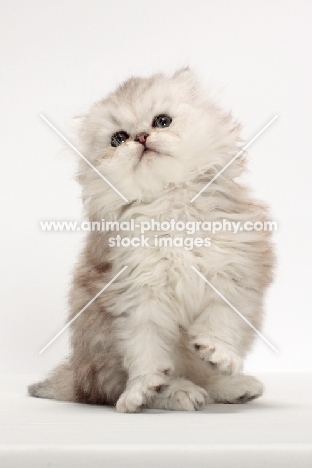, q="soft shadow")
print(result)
[143,399,291,415]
